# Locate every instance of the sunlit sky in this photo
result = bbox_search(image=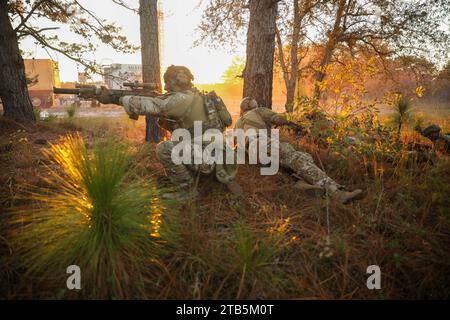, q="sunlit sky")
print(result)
[19,0,245,84]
